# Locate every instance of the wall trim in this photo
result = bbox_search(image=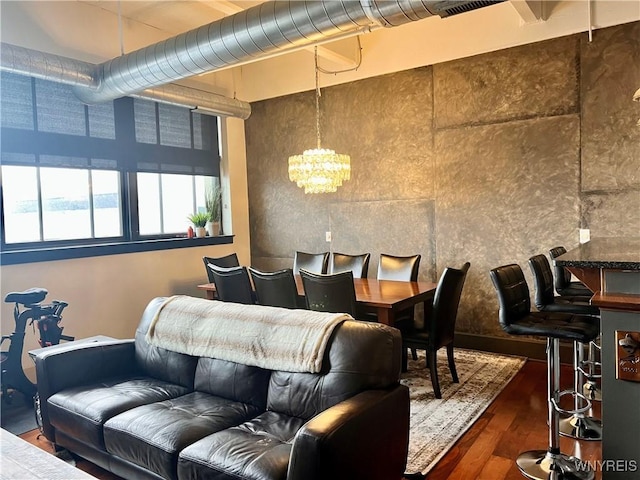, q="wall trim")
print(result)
[454,332,575,364]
